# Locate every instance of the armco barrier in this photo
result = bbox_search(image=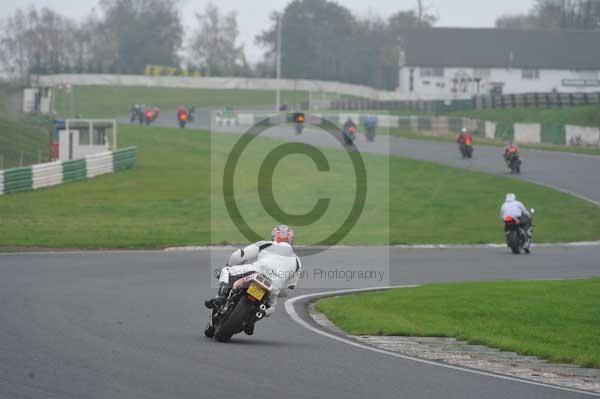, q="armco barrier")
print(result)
[113,147,137,171]
[3,167,33,194]
[33,162,63,189]
[216,112,598,147]
[0,147,136,196]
